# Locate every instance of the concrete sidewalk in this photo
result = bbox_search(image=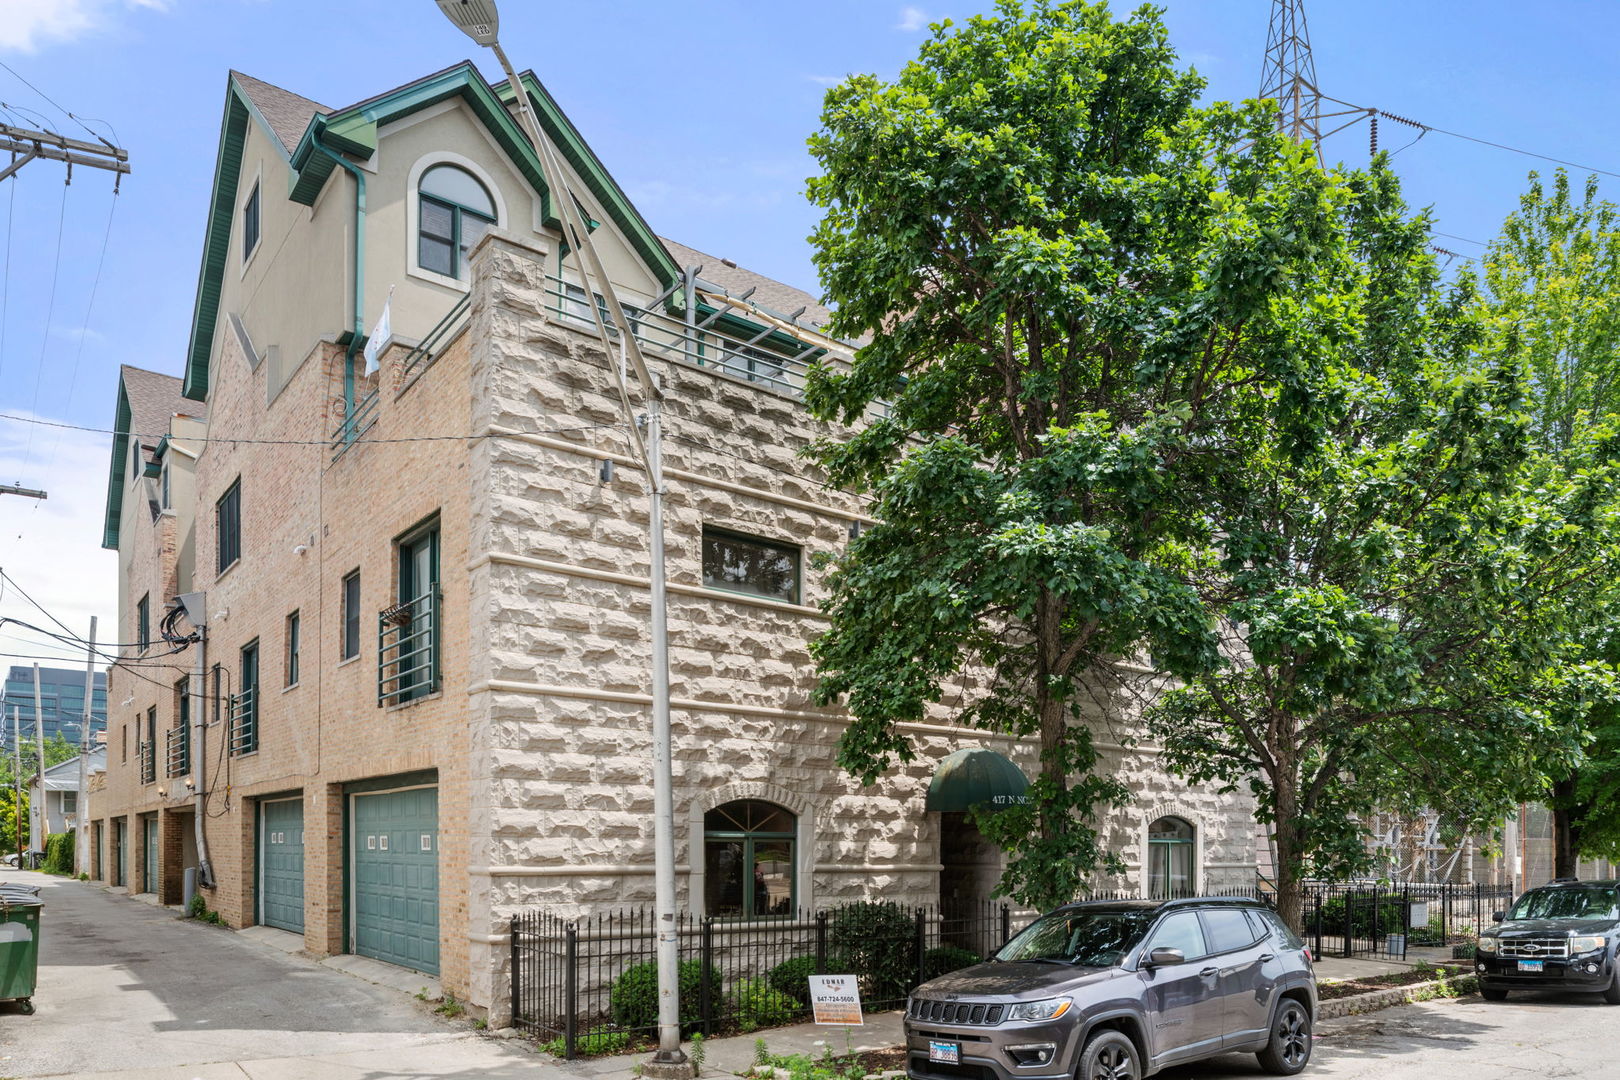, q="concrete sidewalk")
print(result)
[0,870,552,1080]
